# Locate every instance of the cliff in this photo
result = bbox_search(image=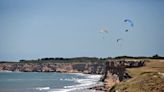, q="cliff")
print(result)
[0,59,144,73]
[90,59,144,91]
[0,59,145,91]
[0,62,106,74]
